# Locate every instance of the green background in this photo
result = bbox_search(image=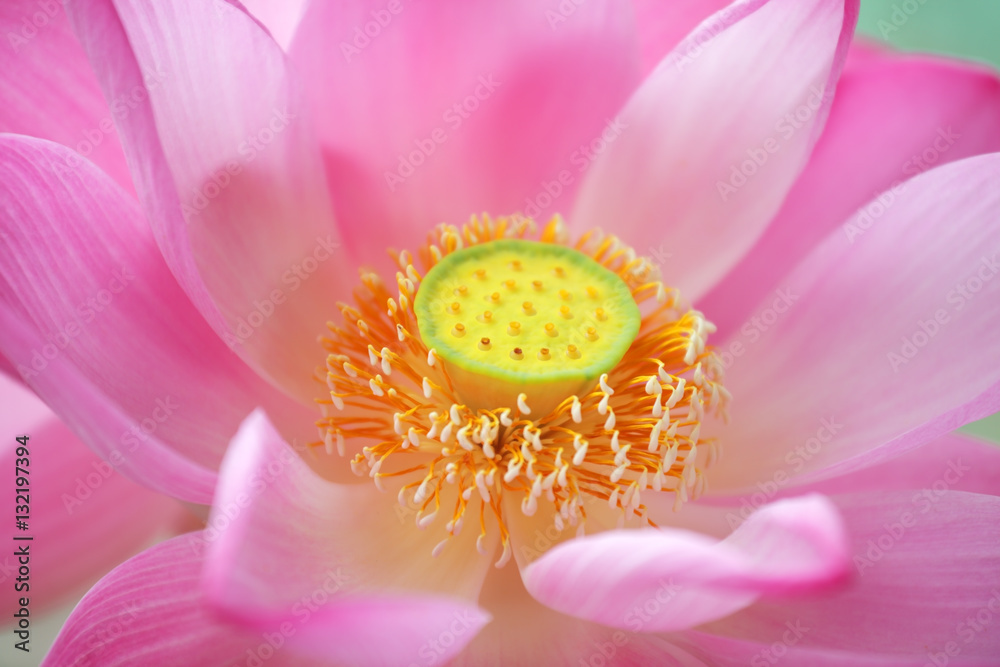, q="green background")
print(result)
[857,1,1000,444]
[858,0,1000,69]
